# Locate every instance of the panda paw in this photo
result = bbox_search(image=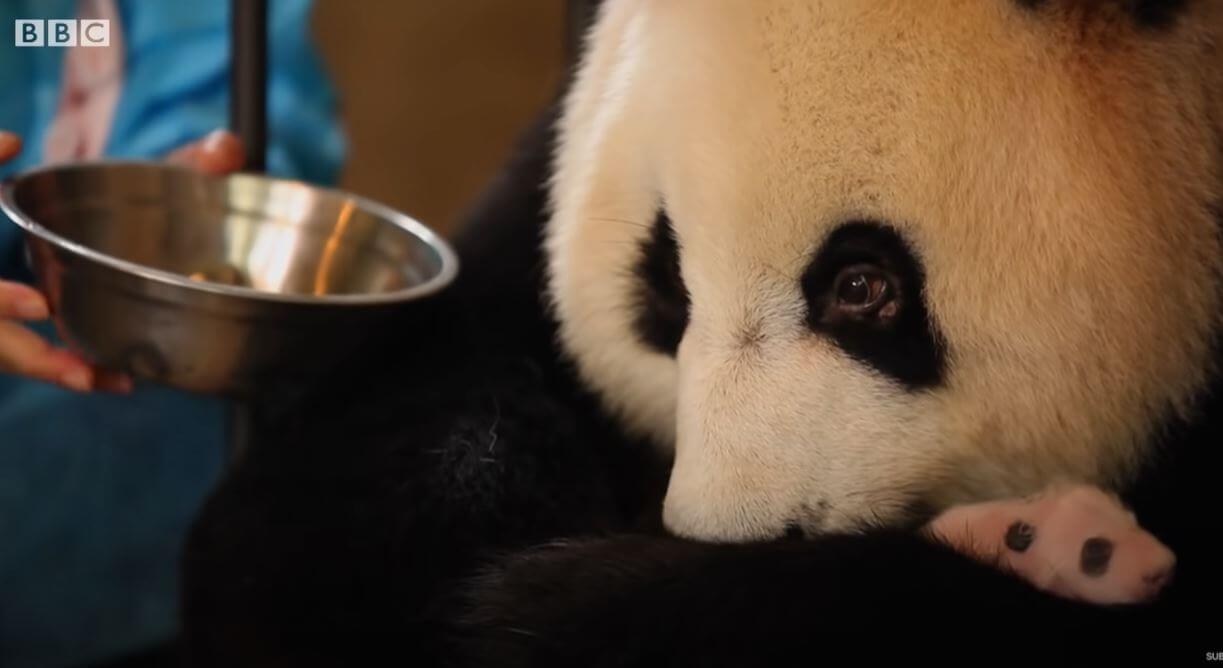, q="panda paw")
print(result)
[927,485,1175,605]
